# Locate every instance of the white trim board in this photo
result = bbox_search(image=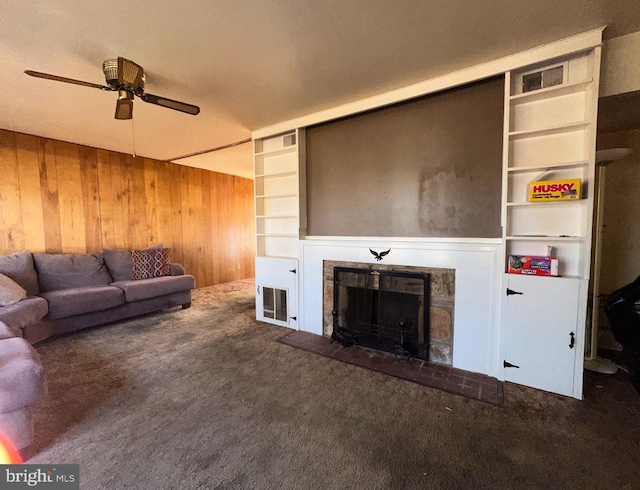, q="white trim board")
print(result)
[253,28,603,139]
